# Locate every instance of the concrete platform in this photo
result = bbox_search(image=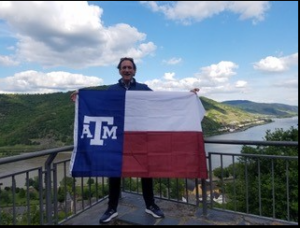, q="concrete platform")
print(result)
[61,192,297,225]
